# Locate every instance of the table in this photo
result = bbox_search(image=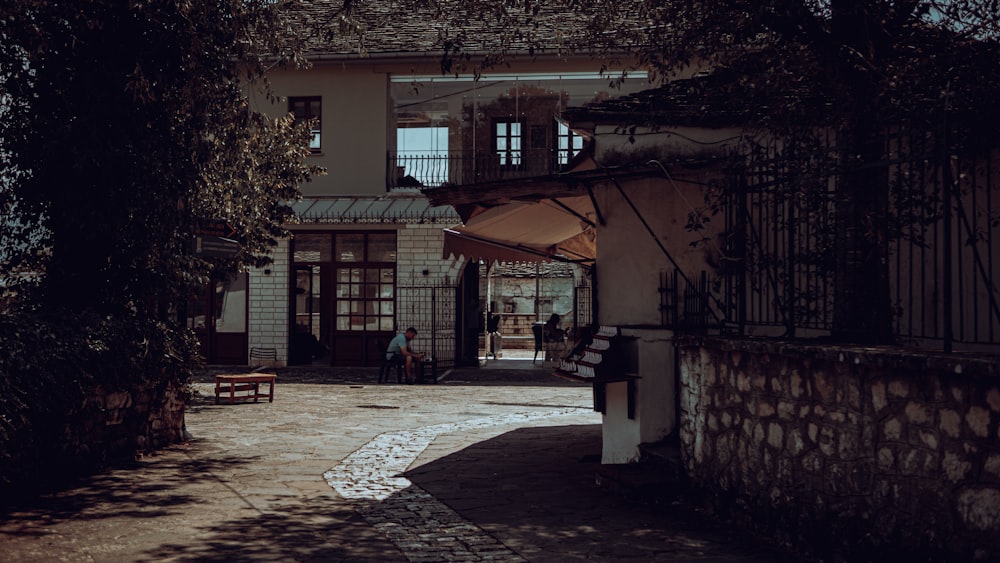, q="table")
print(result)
[414,358,438,384]
[215,374,277,404]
